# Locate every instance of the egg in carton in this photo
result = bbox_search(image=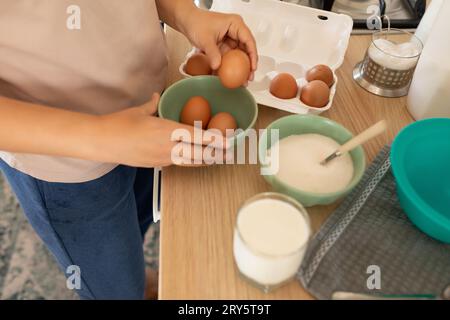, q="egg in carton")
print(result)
[179,0,353,115]
[249,58,338,115]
